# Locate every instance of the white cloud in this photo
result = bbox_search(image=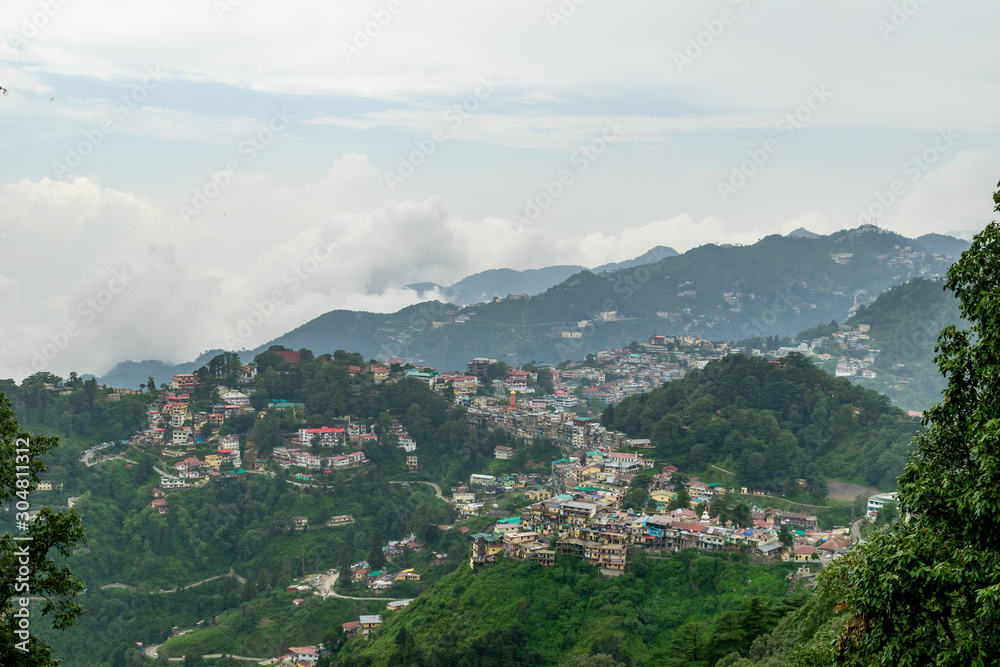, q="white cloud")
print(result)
[879,150,1000,237]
